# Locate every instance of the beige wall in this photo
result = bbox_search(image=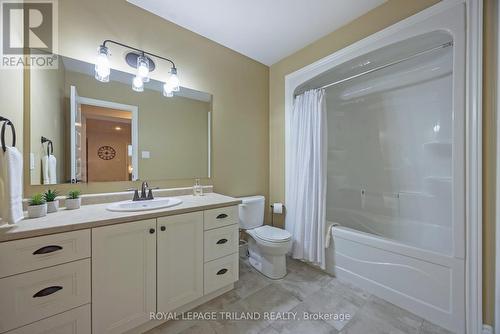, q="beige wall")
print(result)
[30,63,66,185]
[65,70,210,181]
[23,0,269,205]
[482,0,497,326]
